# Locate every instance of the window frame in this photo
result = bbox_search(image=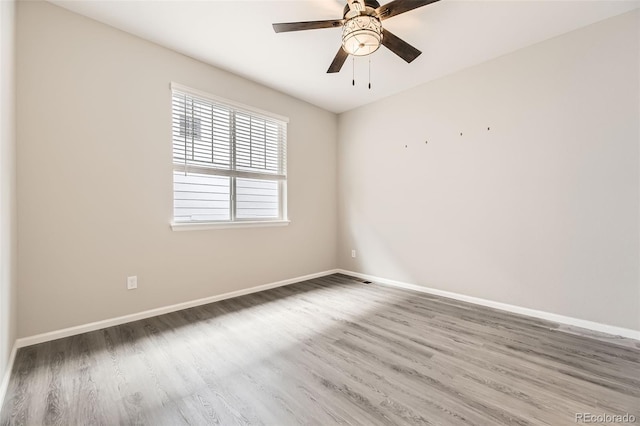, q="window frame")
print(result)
[169,82,289,231]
